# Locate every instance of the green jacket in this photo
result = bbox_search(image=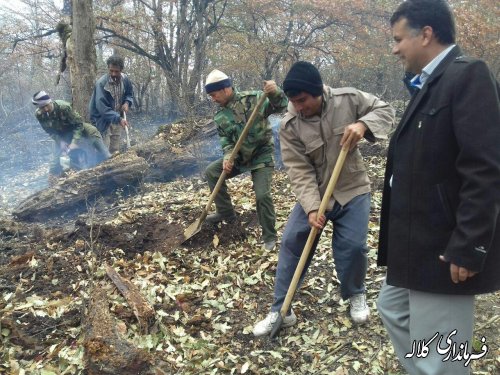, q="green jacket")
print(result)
[35,100,84,144]
[215,88,288,171]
